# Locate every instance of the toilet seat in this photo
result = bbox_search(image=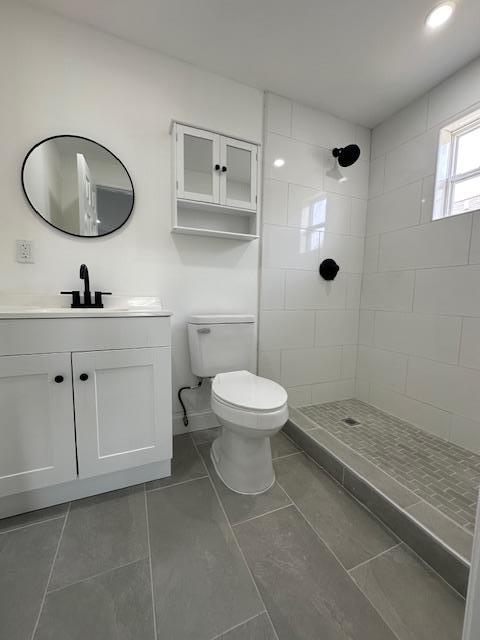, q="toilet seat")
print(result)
[212,370,287,411]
